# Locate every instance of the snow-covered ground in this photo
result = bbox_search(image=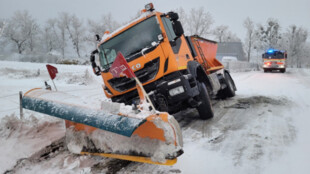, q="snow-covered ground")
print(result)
[1,60,310,173]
